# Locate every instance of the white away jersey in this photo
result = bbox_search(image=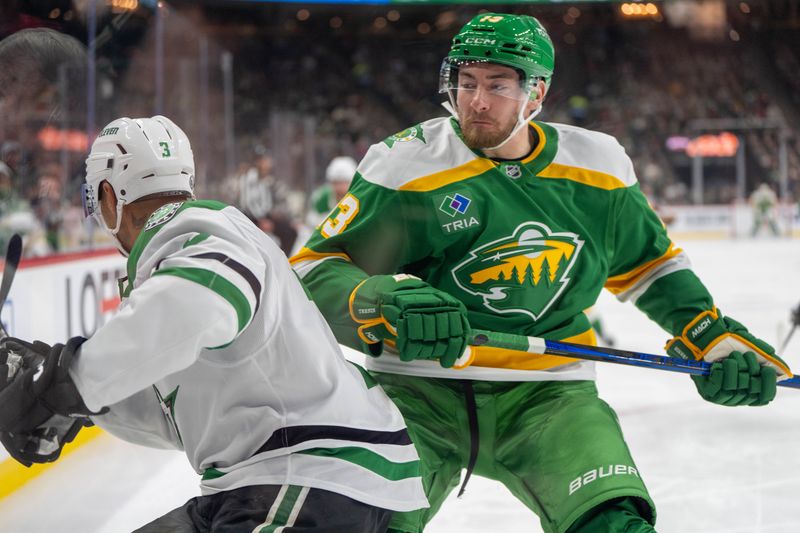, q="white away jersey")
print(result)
[69,200,427,512]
